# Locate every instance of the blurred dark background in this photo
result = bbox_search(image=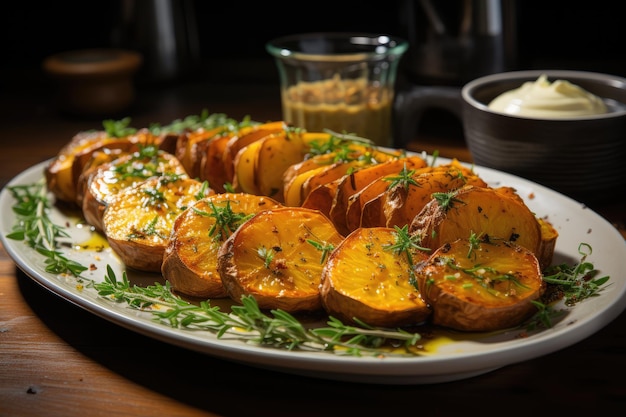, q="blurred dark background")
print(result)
[1,0,624,129]
[3,1,624,76]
